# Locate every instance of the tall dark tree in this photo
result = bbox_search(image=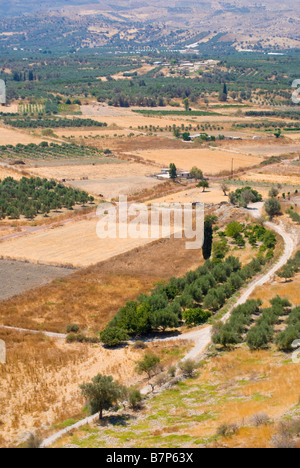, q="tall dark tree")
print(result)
[202,216,214,260]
